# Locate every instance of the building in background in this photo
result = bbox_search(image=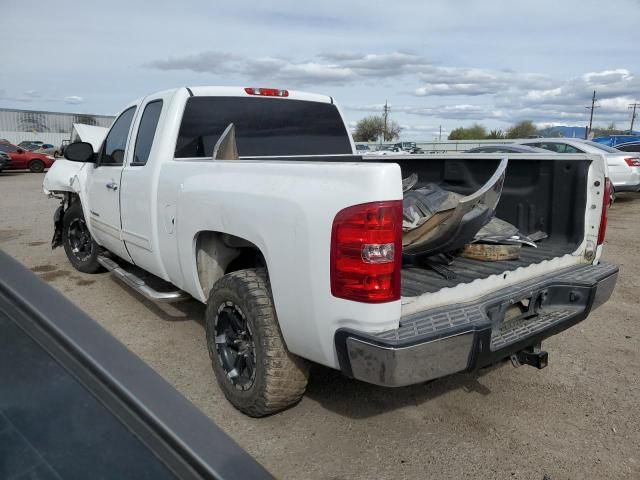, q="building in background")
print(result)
[0,108,114,147]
